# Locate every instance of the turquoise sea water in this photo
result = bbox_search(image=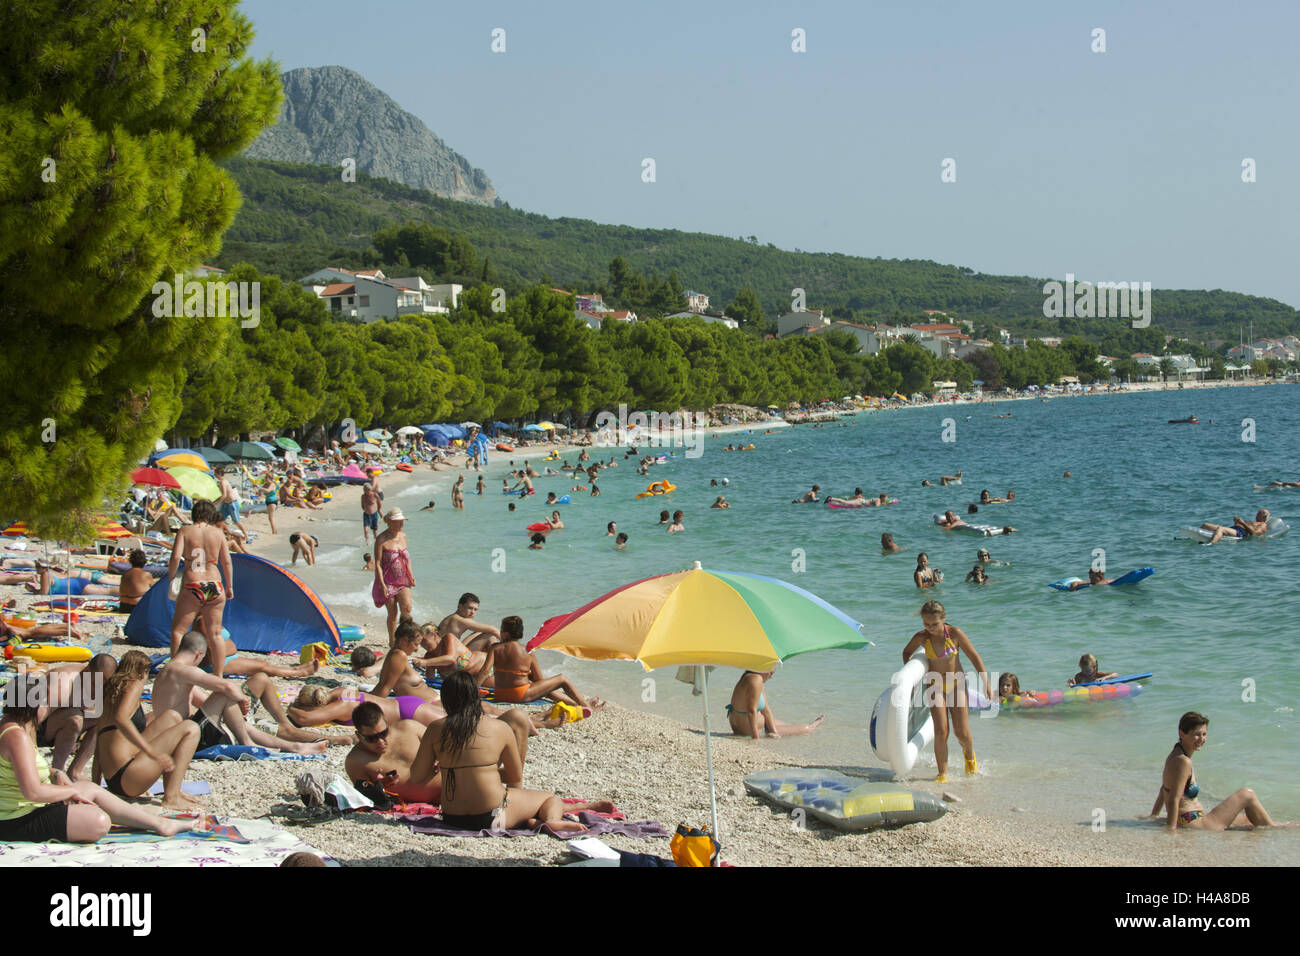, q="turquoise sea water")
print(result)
[304,385,1299,858]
